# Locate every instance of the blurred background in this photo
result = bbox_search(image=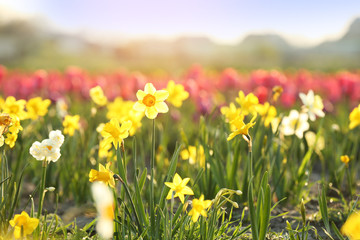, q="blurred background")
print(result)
[1,0,360,73]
